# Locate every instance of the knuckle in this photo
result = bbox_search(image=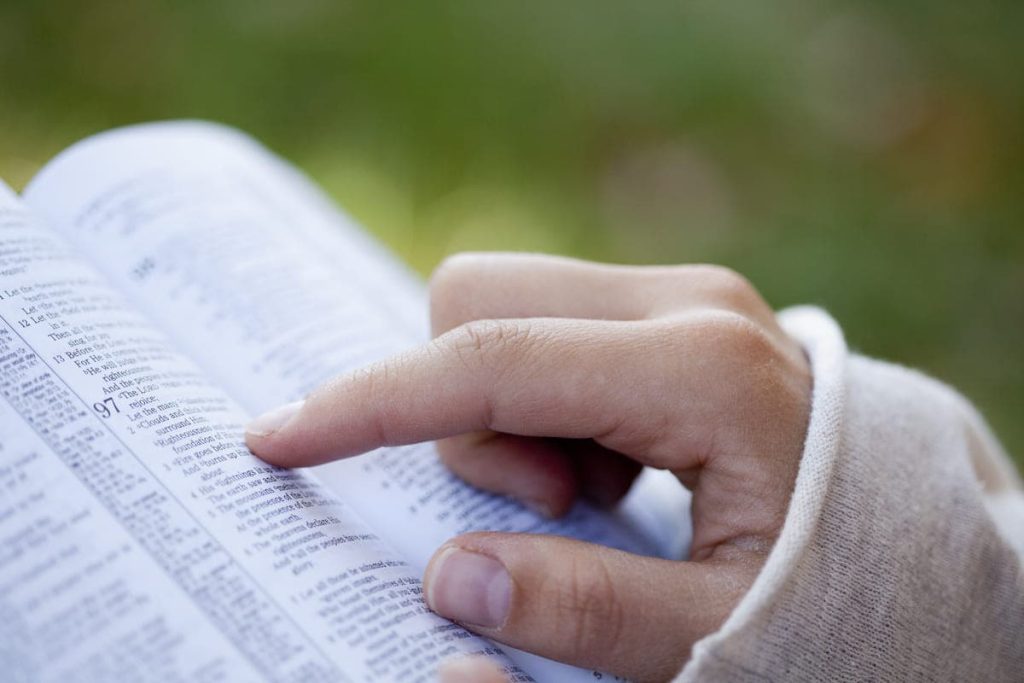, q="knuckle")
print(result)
[429,253,486,332]
[553,555,626,663]
[700,310,776,364]
[446,319,533,368]
[697,265,761,311]
[692,311,810,441]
